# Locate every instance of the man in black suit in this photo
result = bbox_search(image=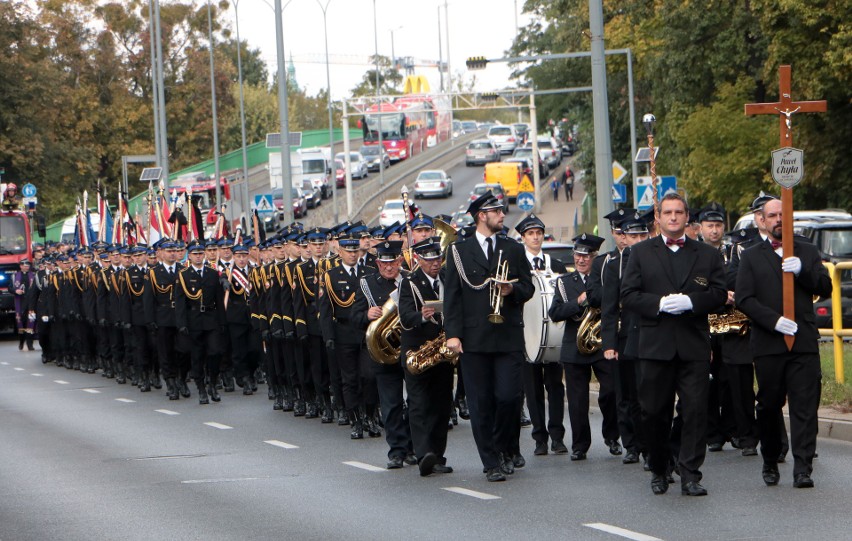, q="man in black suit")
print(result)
[444,191,534,482]
[144,240,183,400]
[621,193,727,496]
[174,240,226,405]
[516,214,568,457]
[601,213,650,466]
[549,233,621,461]
[399,237,455,477]
[735,197,831,488]
[222,243,262,396]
